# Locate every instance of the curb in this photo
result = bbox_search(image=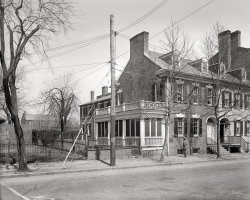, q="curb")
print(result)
[1,156,249,179]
